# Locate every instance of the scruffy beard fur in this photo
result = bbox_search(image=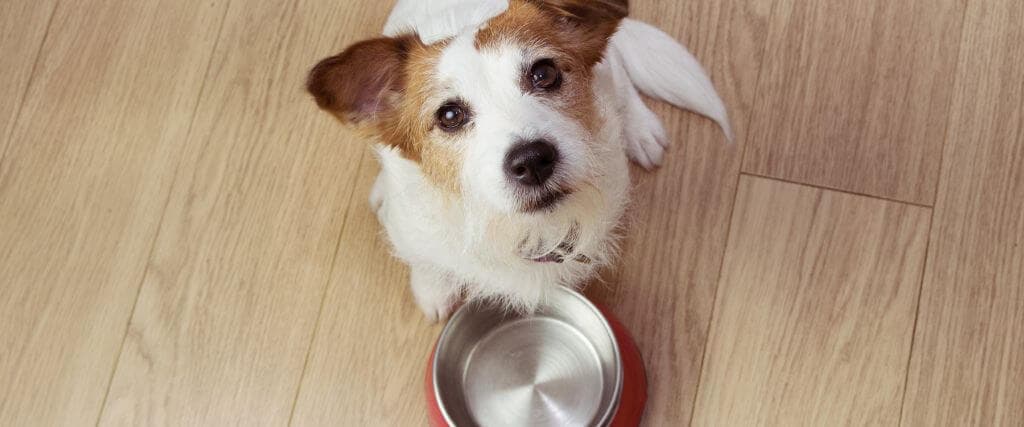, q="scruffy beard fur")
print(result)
[308,0,731,321]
